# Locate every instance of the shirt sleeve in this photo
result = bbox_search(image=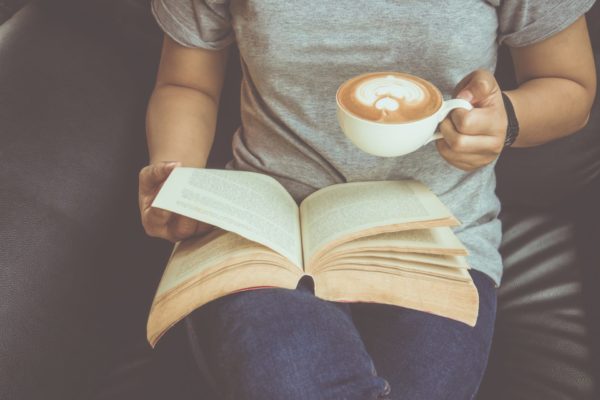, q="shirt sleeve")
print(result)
[489,0,596,47]
[151,0,235,50]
